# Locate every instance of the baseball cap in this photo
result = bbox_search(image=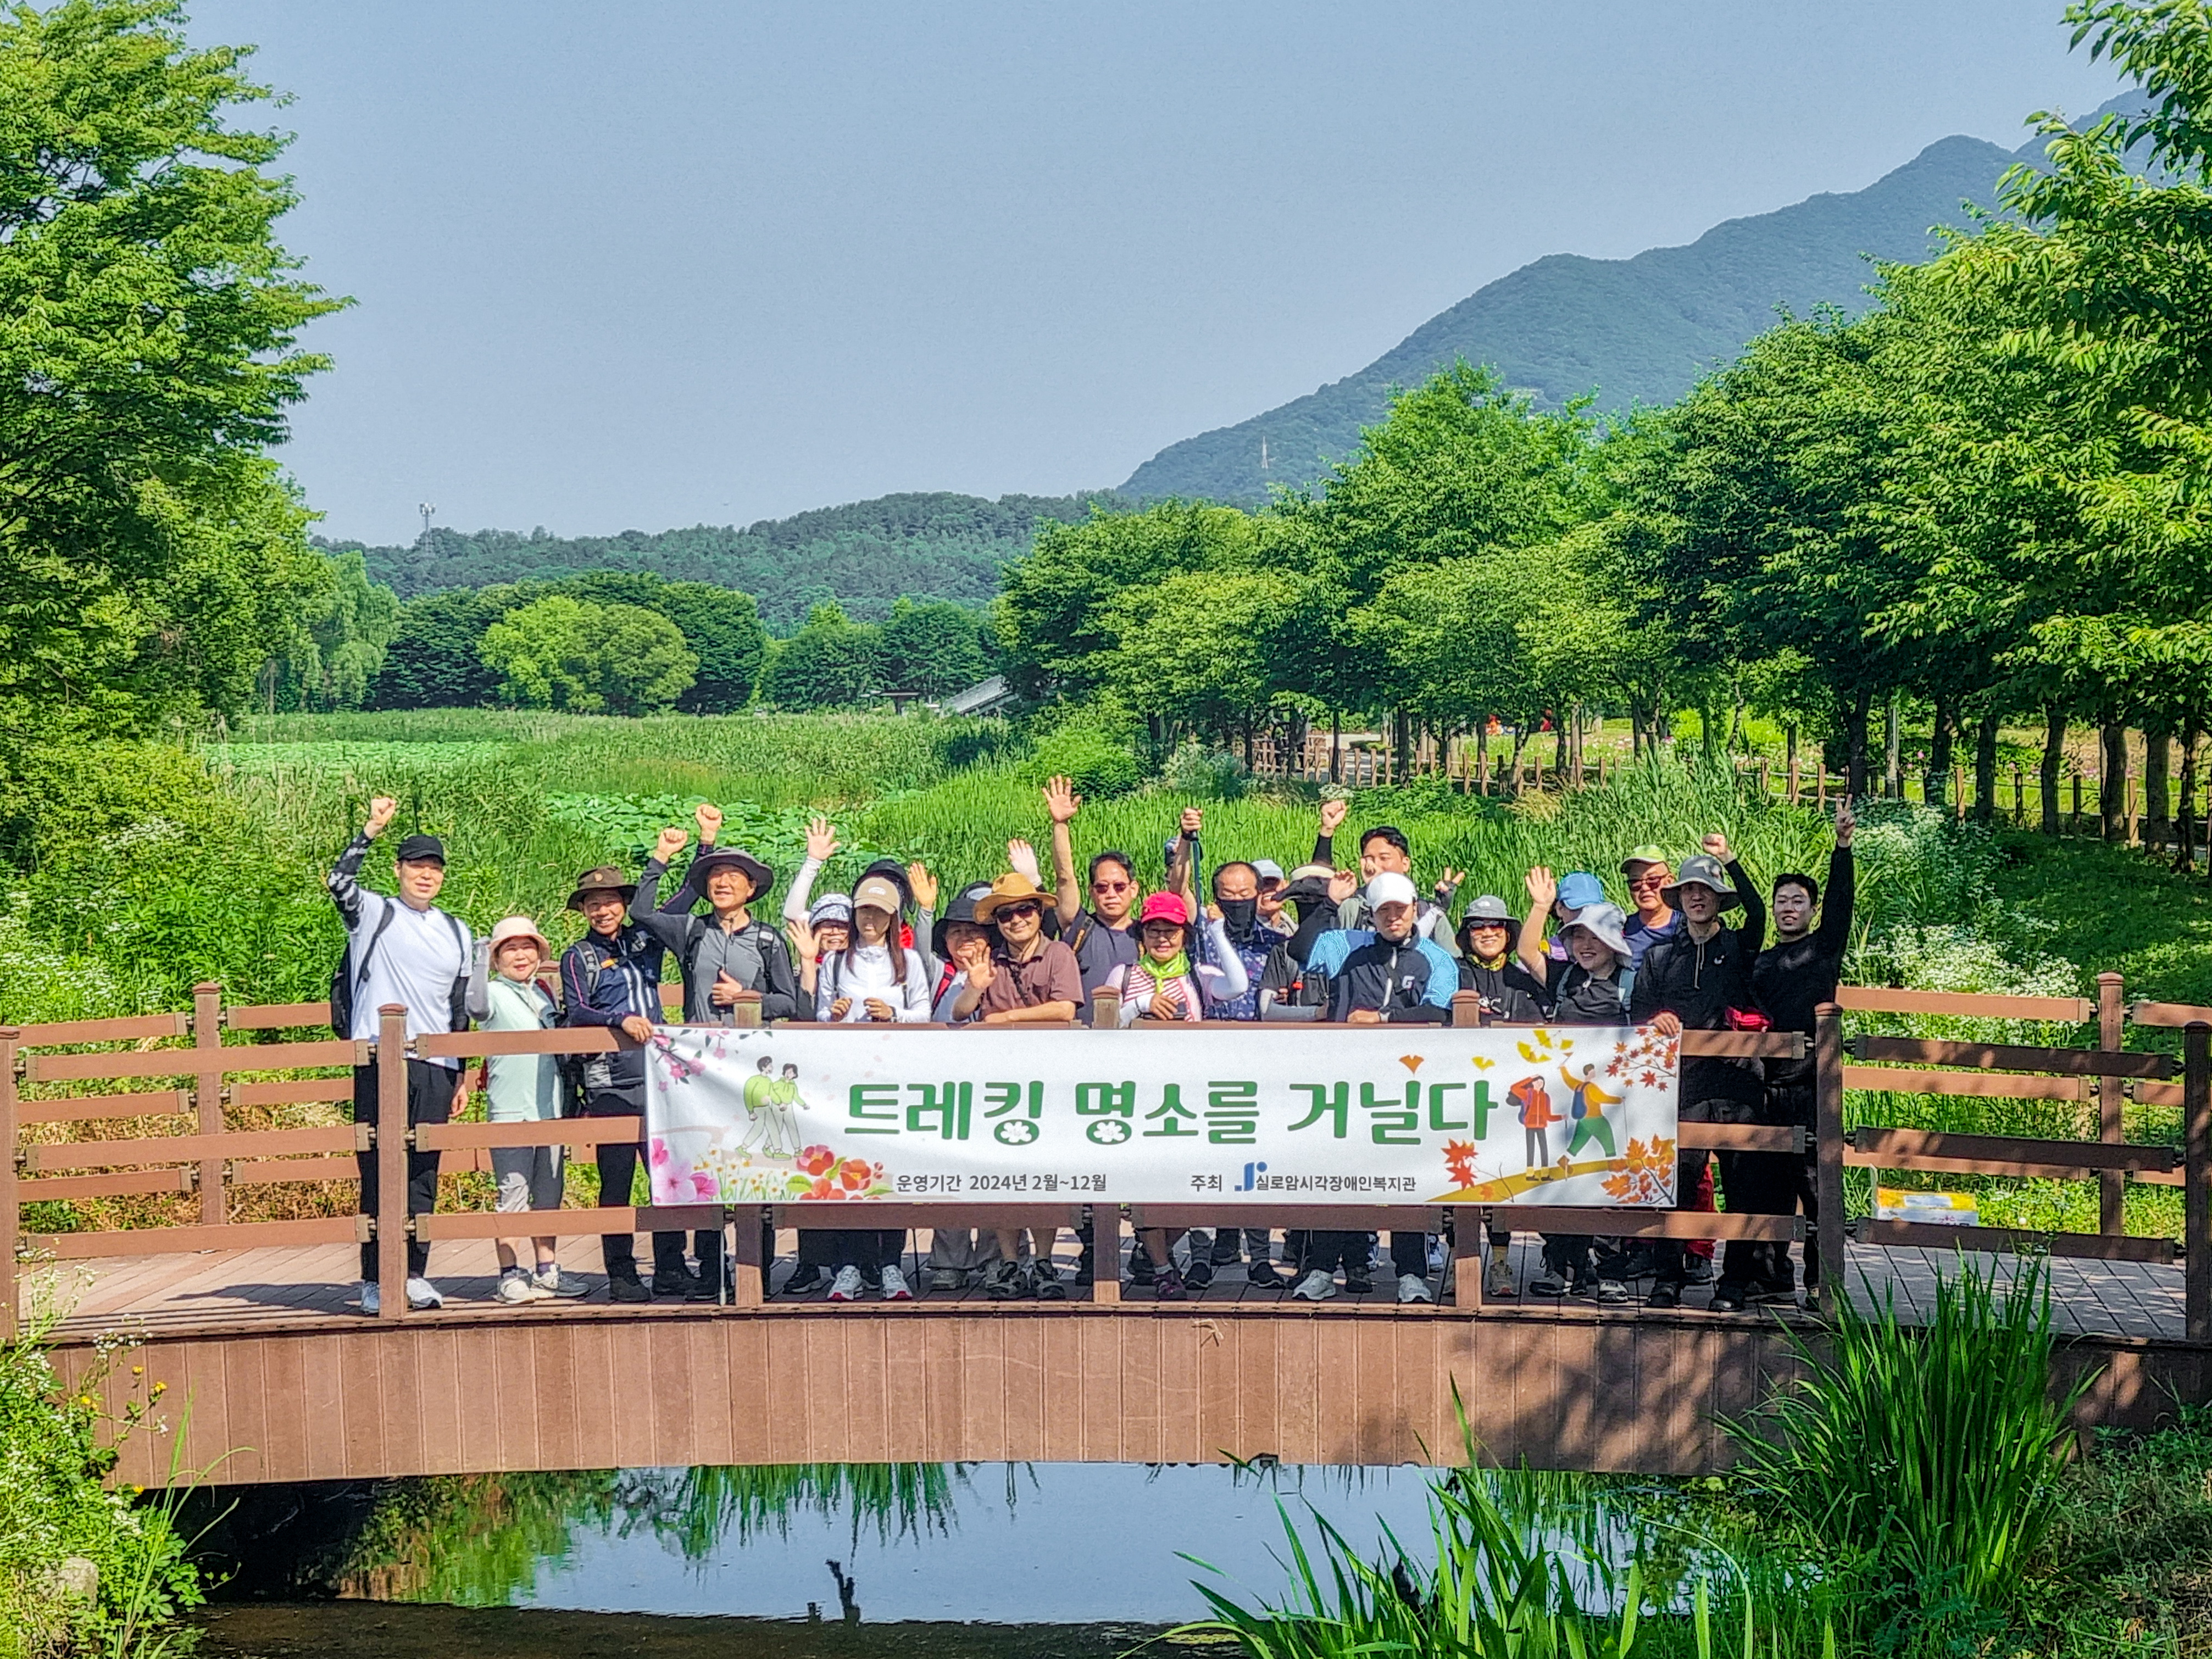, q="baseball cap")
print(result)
[1620,844,1670,875]
[394,833,446,865]
[1253,859,1286,884]
[1365,871,1418,909]
[852,875,905,916]
[1557,871,1607,911]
